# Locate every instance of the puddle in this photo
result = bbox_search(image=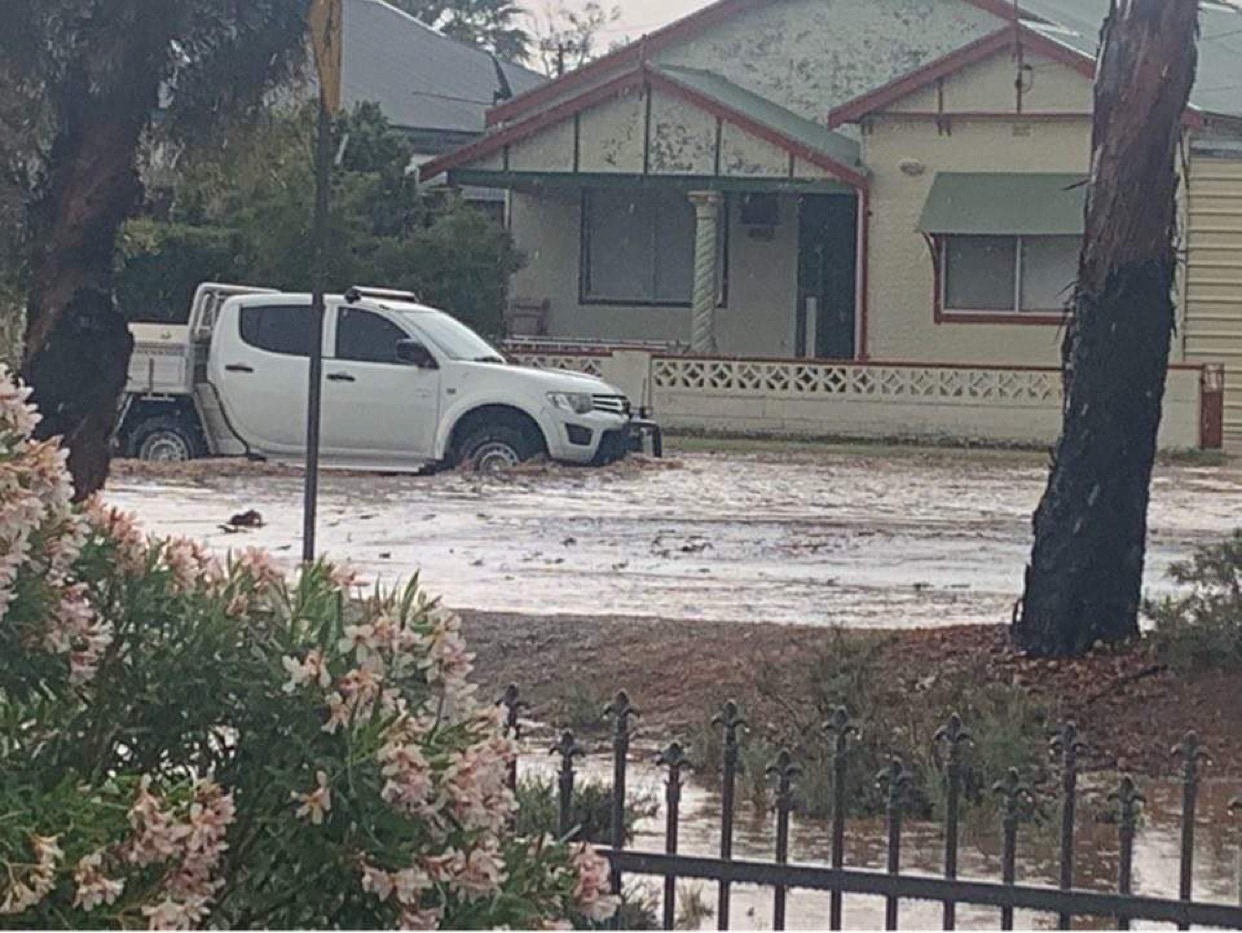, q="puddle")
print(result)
[521,753,1242,930]
[106,451,1242,627]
